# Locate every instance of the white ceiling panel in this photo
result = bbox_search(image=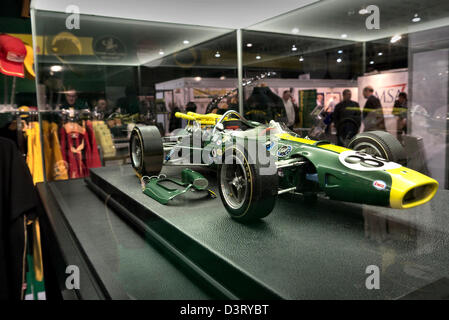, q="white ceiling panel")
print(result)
[32,0,319,29]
